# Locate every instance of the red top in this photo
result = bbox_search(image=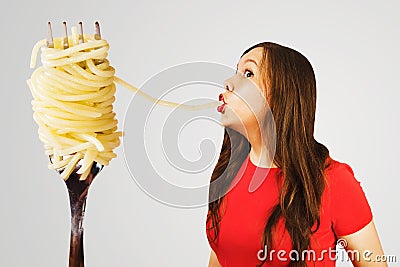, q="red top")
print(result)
[206,154,373,266]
